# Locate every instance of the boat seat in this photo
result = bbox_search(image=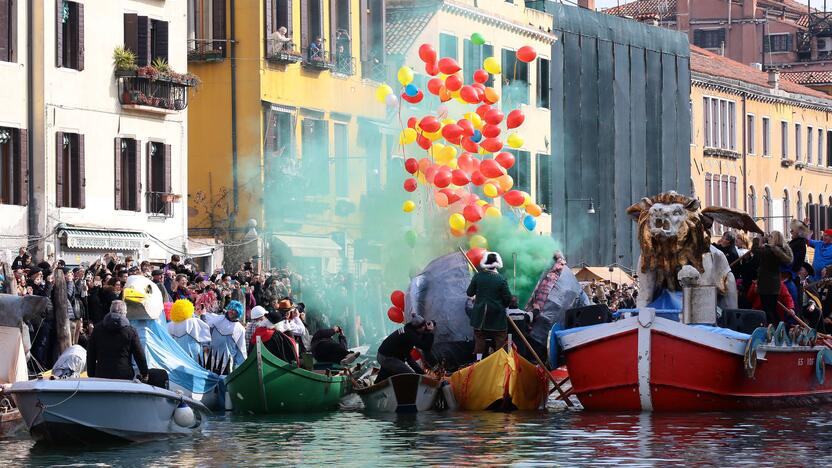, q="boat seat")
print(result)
[719,309,767,334]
